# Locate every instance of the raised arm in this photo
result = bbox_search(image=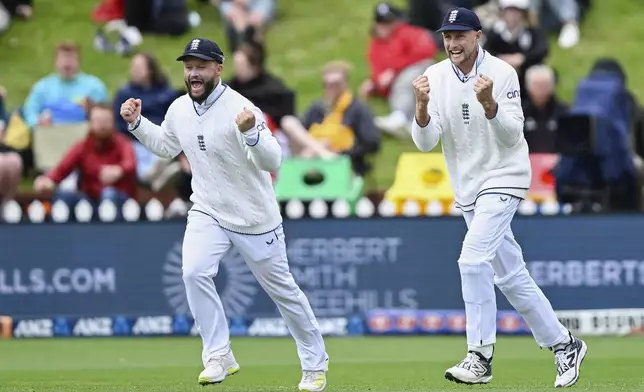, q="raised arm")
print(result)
[476,69,524,148]
[121,98,182,159]
[236,106,282,172]
[411,74,441,152]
